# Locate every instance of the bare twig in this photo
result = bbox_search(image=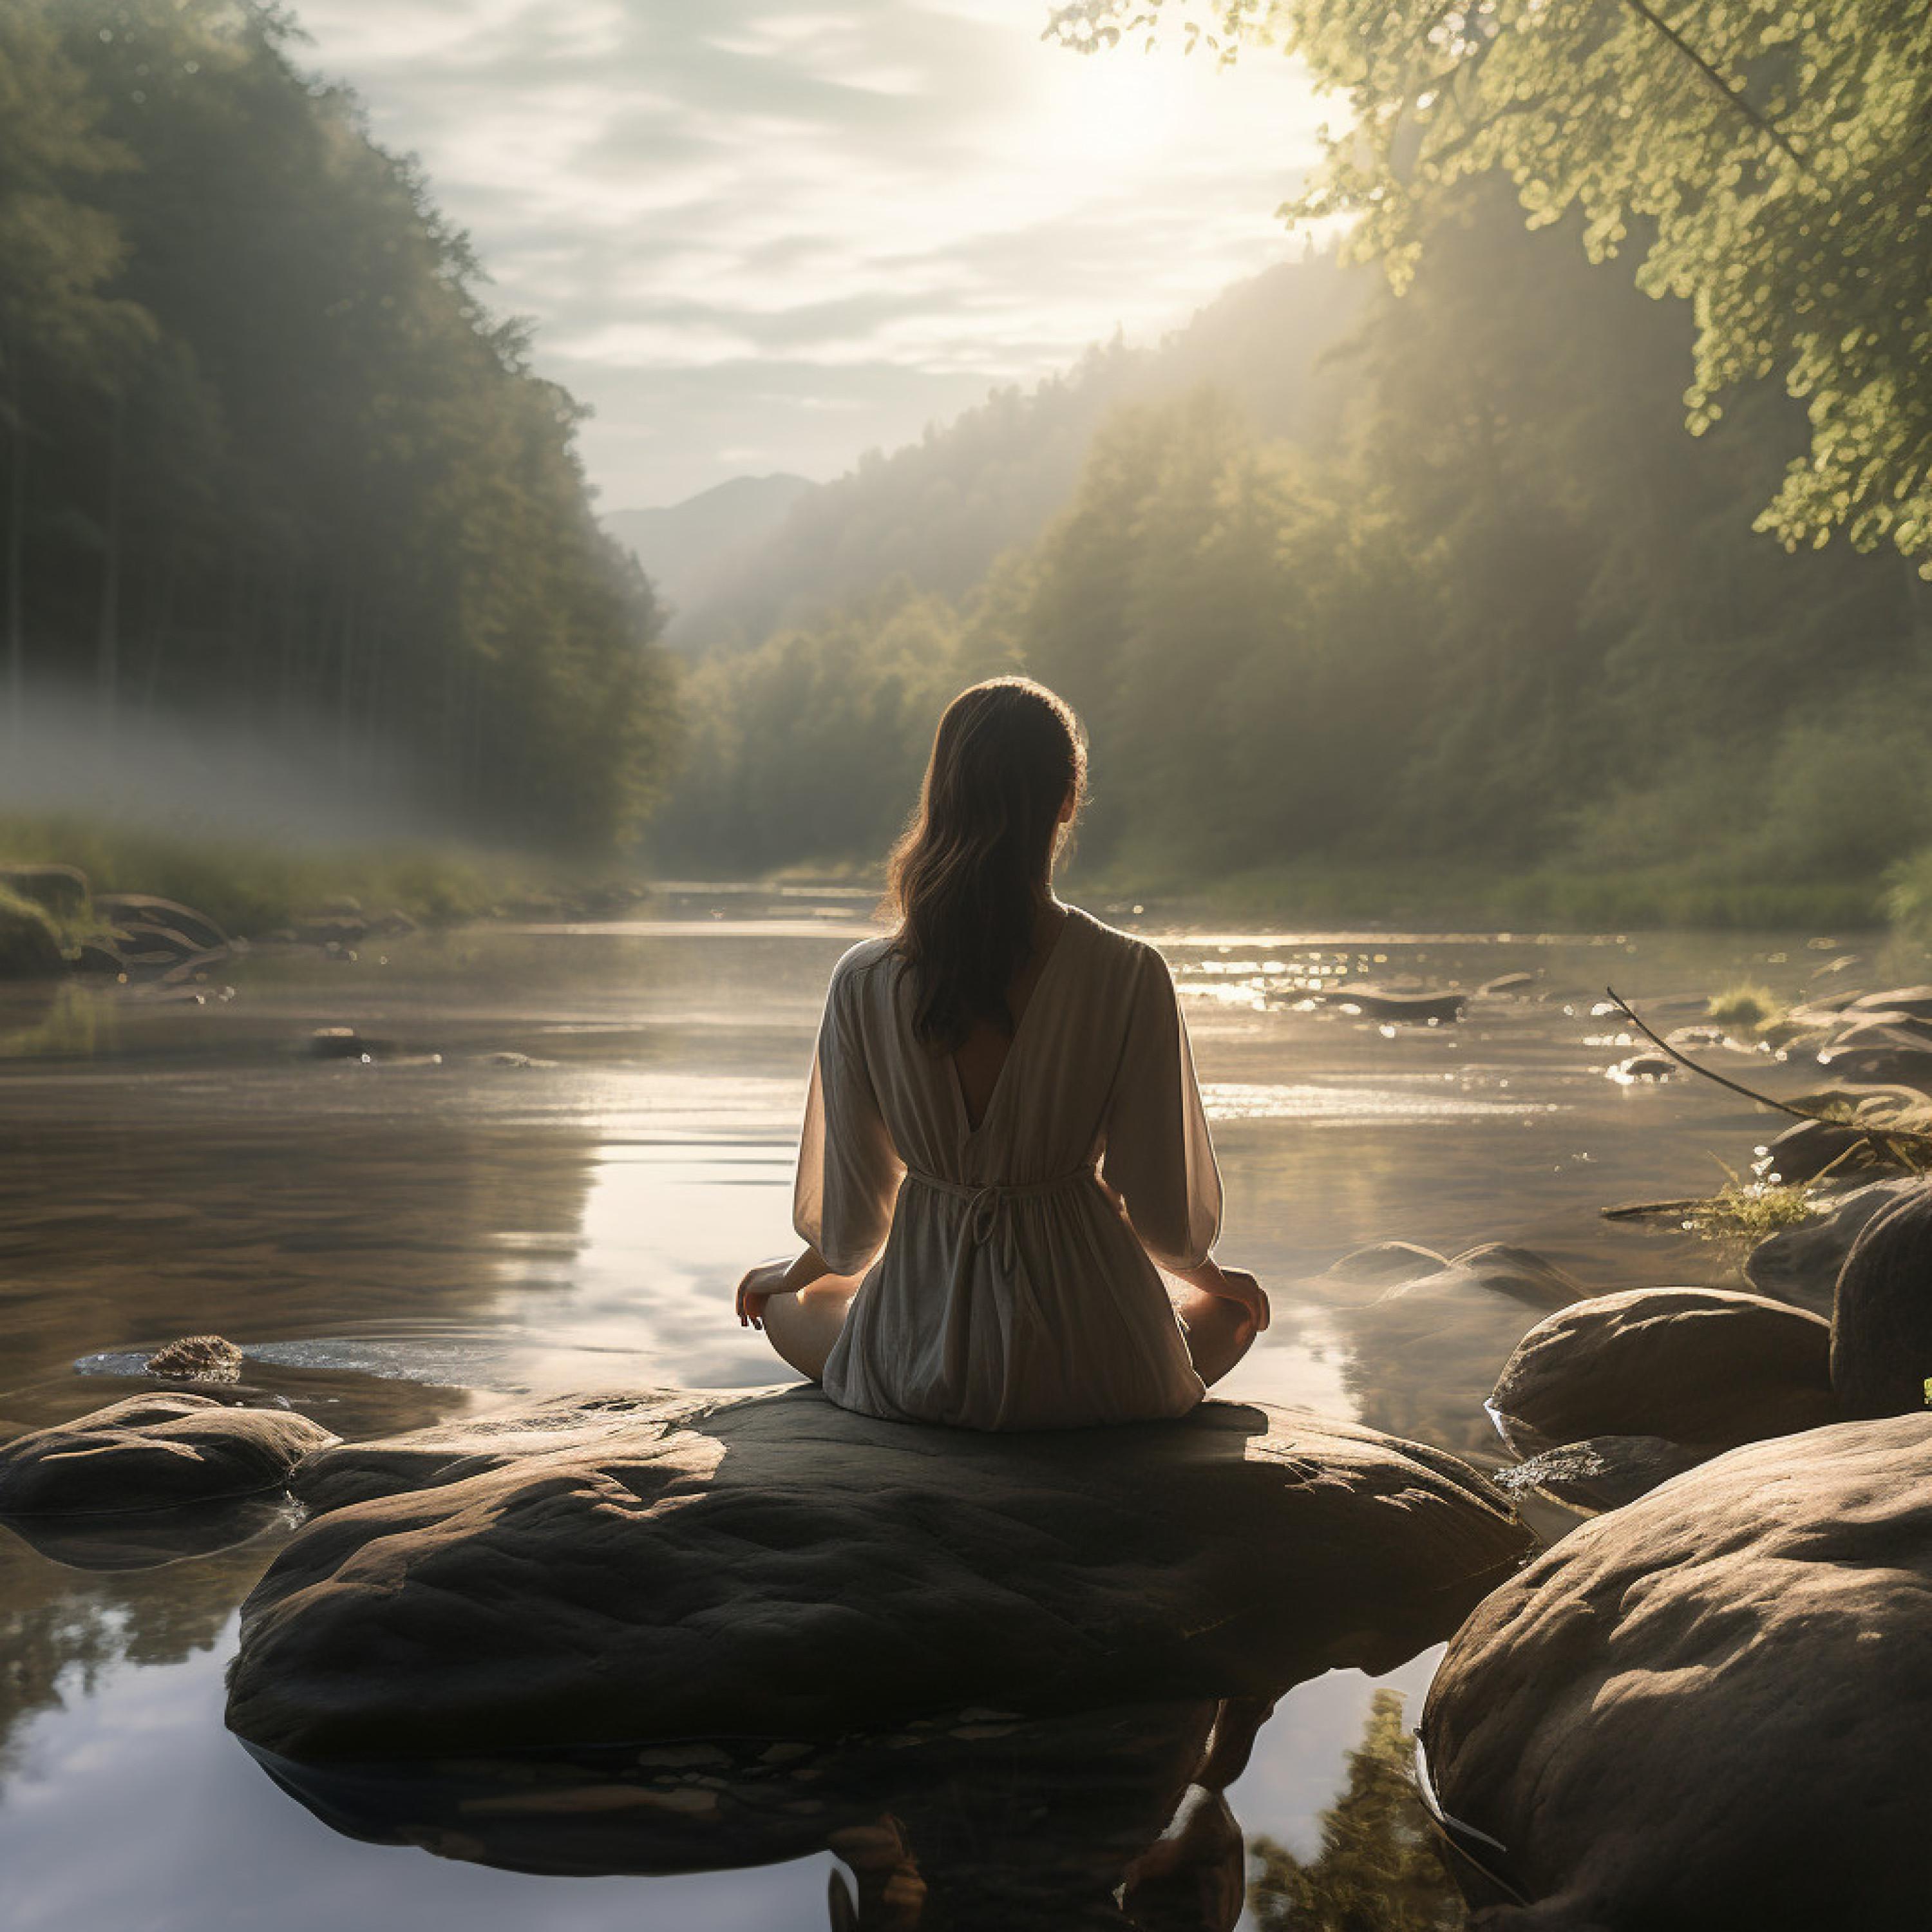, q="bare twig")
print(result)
[1604,985,1932,1164]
